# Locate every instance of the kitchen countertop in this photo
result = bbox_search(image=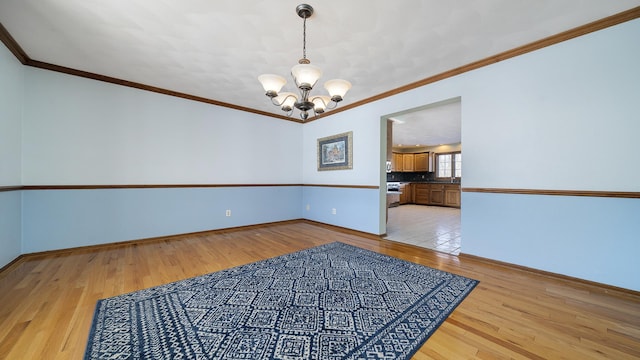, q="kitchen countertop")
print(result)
[395,181,461,185]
